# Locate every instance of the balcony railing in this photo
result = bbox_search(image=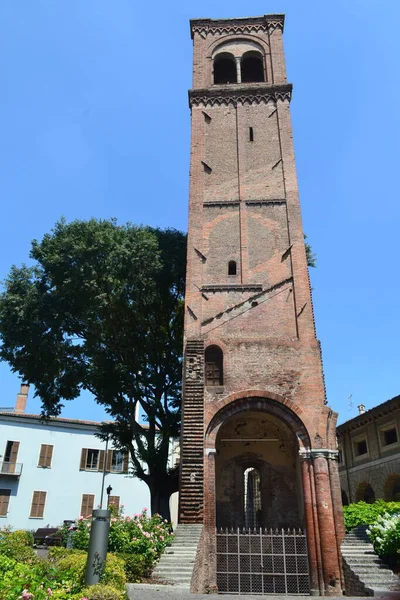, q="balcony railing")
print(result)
[0,461,23,476]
